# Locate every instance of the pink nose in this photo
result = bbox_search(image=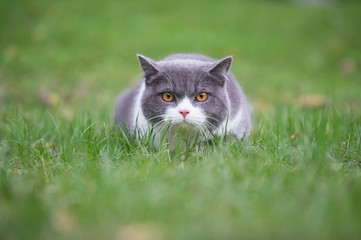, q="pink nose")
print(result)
[179,110,190,118]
